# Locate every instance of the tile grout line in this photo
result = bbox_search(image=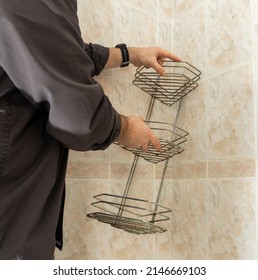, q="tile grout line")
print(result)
[250,0,258,255]
[205,0,209,260]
